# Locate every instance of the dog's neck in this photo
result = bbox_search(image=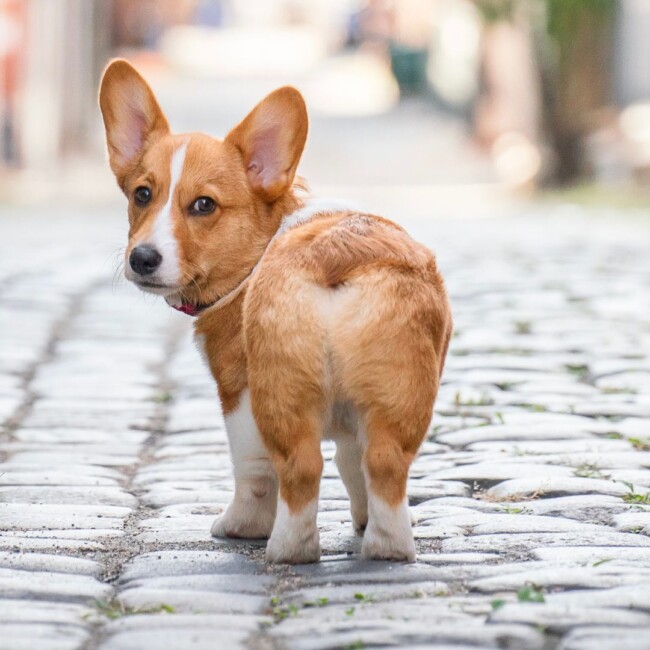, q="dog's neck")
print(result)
[166,192,357,318]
